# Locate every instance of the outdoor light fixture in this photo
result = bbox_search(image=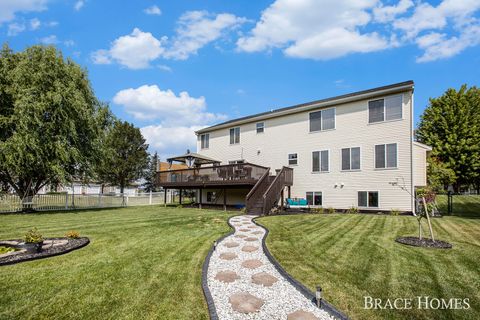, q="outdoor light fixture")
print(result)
[316,285,322,308]
[334,183,338,188]
[340,182,344,188]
